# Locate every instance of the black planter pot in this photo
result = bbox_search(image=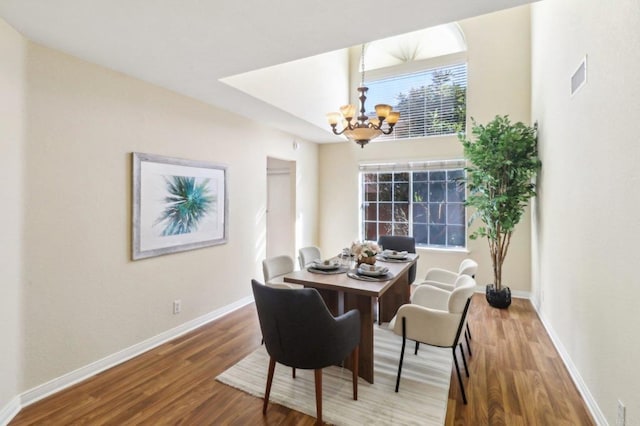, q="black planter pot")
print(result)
[485,284,511,309]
